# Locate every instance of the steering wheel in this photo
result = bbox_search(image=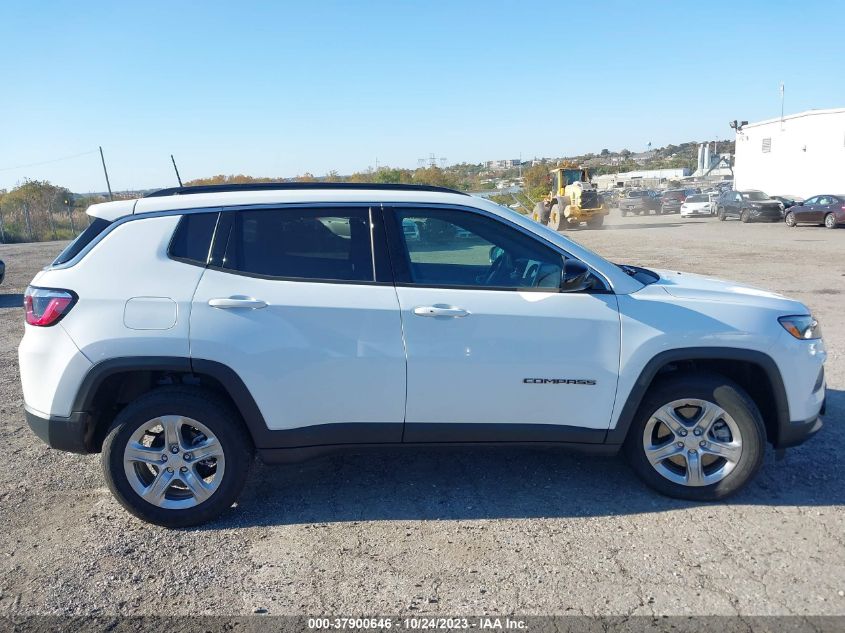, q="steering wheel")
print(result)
[484,250,514,286]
